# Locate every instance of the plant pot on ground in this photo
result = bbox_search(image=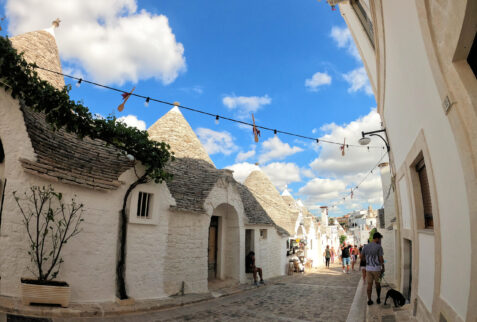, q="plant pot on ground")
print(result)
[14,186,84,308]
[21,278,71,307]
